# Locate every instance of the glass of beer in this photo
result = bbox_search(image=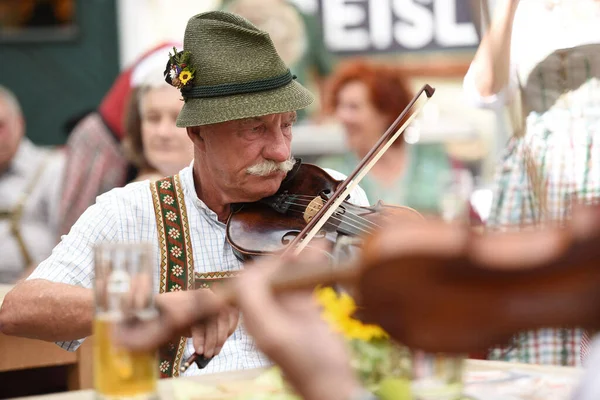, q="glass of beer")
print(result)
[410,351,466,400]
[94,243,158,400]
